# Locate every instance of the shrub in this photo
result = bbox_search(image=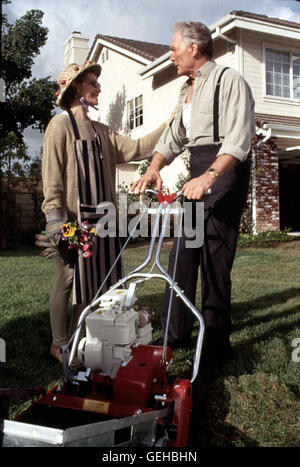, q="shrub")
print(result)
[239,207,253,234]
[238,229,298,248]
